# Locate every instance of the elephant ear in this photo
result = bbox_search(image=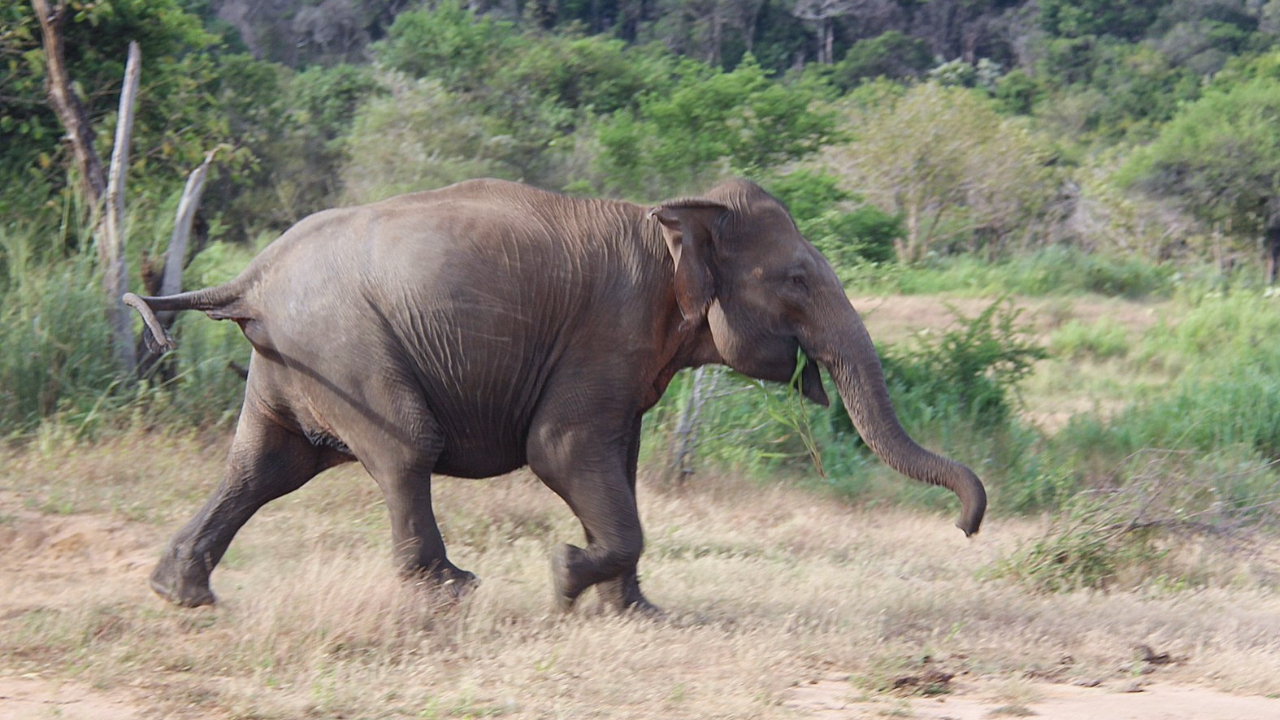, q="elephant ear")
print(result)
[649,198,729,324]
